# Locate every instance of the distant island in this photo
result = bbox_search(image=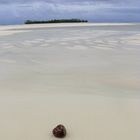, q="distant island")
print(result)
[25,19,88,24]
